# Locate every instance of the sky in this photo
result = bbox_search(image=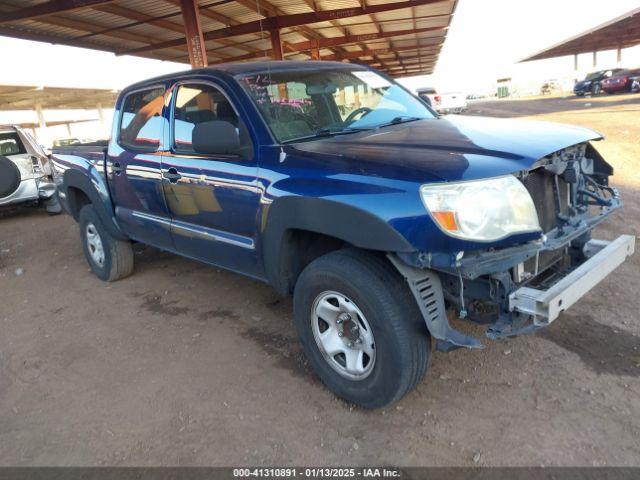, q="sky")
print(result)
[0,0,639,143]
[398,0,640,93]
